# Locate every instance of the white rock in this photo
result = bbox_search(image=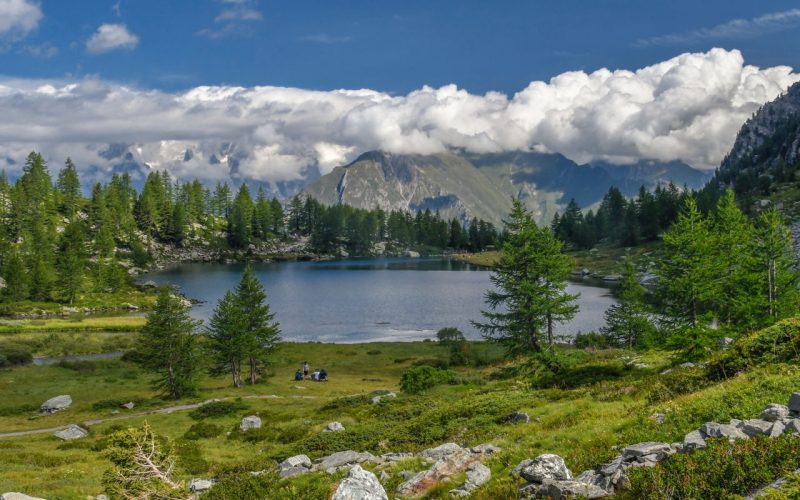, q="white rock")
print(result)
[514,454,572,483]
[188,478,215,492]
[239,415,261,431]
[332,465,388,500]
[54,424,88,441]
[40,395,72,414]
[761,404,790,422]
[324,421,346,432]
[1,494,46,500]
[420,443,463,461]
